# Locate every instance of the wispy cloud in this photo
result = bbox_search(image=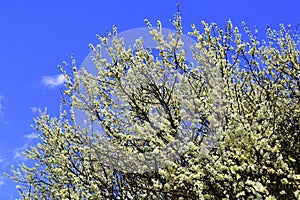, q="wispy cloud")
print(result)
[0,176,4,187]
[13,144,29,160]
[24,133,39,139]
[42,74,66,88]
[30,106,39,113]
[0,95,7,123]
[0,95,4,114]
